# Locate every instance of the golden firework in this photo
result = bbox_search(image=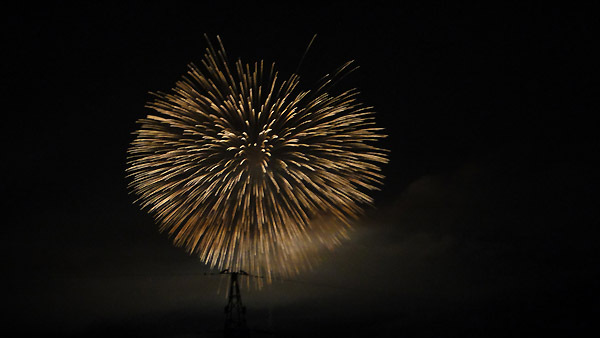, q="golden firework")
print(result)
[127,36,388,280]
